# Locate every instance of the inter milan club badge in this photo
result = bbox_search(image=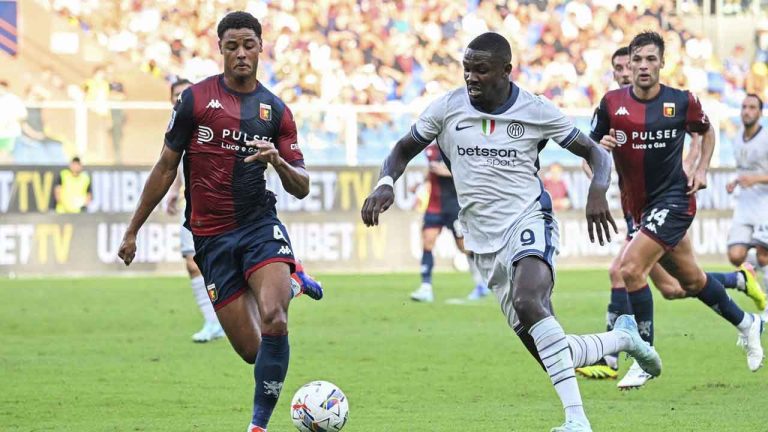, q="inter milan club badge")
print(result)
[507,122,525,139]
[260,103,272,121]
[663,102,675,117]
